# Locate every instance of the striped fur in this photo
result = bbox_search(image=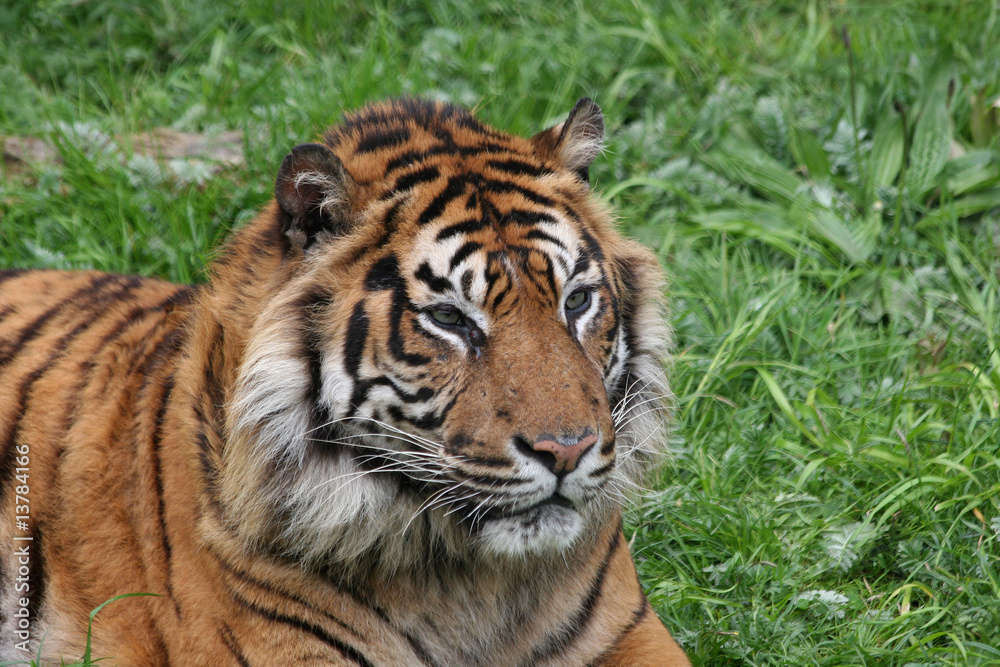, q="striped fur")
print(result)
[0,99,689,665]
